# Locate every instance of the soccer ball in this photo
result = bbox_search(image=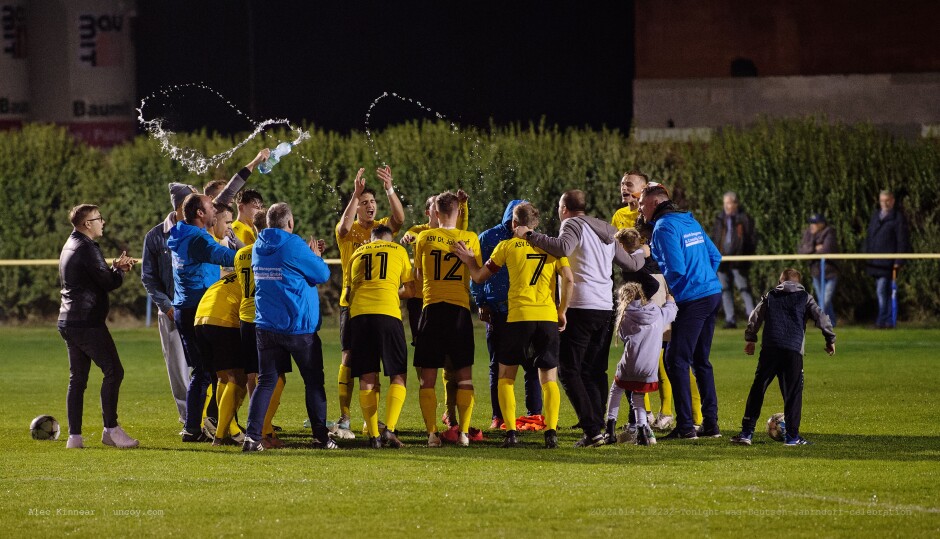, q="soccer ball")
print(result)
[30,415,60,441]
[766,412,786,442]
